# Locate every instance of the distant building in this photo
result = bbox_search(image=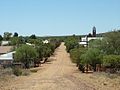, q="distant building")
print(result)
[26,43,35,47]
[0,46,13,55]
[79,36,102,47]
[79,27,102,47]
[1,41,10,46]
[43,40,49,44]
[92,26,96,37]
[79,41,88,47]
[0,51,15,66]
